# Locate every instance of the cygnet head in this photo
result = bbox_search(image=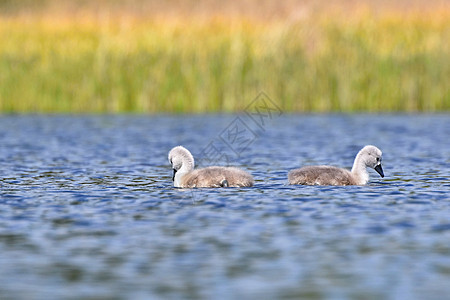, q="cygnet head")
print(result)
[168,146,195,182]
[358,145,384,177]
